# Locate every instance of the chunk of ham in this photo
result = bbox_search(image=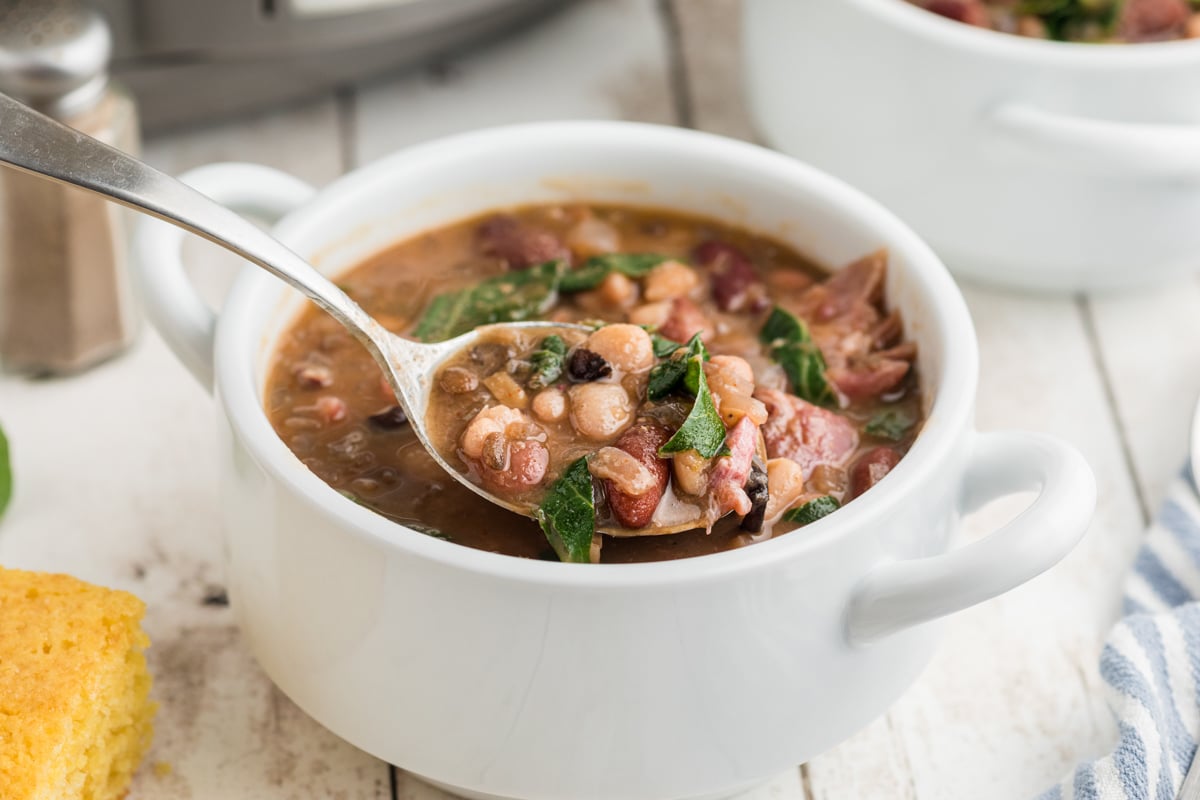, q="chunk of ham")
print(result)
[755,388,859,474]
[476,214,570,270]
[791,251,914,403]
[694,240,767,313]
[707,417,759,519]
[658,296,712,344]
